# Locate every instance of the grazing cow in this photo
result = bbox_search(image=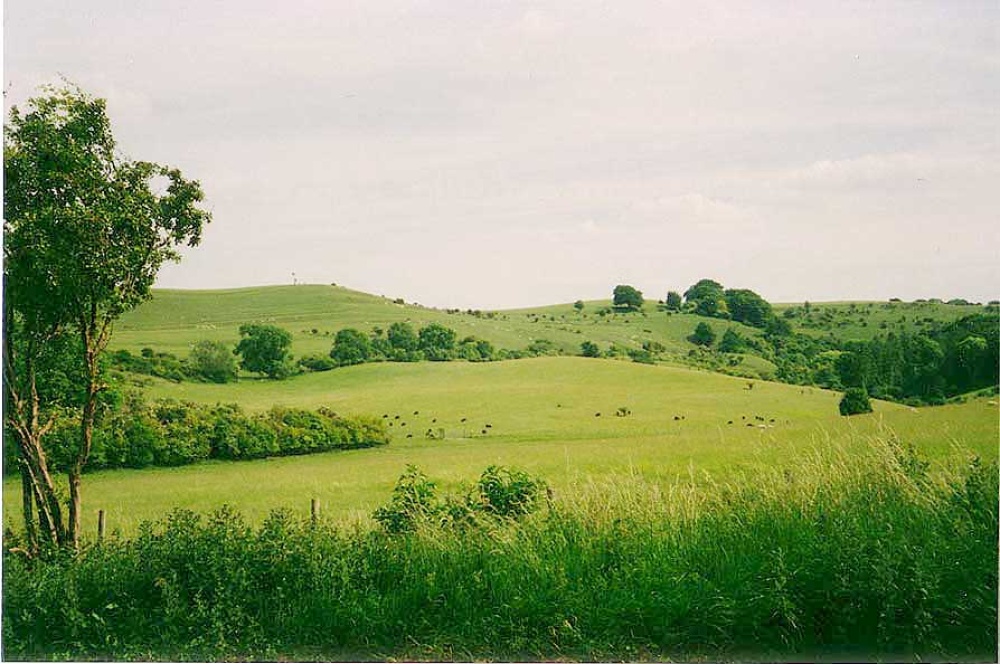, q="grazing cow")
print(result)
[406,433,413,438]
[595,412,601,417]
[414,411,419,415]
